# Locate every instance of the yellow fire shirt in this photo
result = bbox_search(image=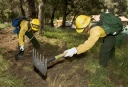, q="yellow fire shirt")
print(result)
[76,26,107,54]
[18,20,29,46]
